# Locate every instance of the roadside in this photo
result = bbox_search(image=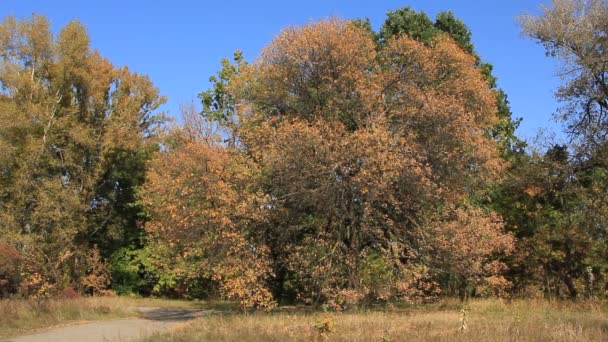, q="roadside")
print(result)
[0,297,231,341]
[2,307,221,342]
